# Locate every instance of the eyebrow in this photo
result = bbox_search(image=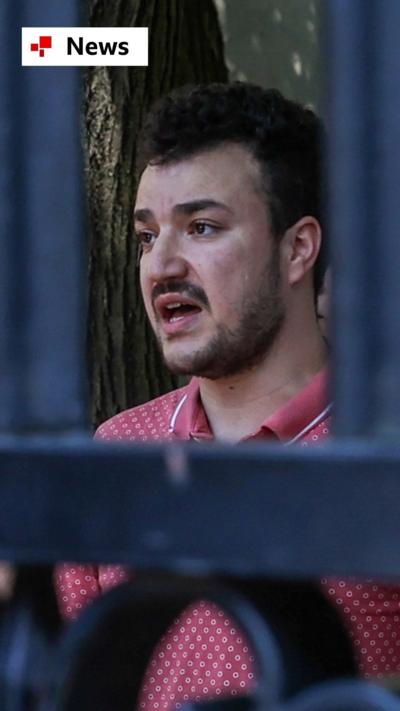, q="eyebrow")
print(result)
[134,208,153,223]
[173,199,232,216]
[134,199,232,223]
